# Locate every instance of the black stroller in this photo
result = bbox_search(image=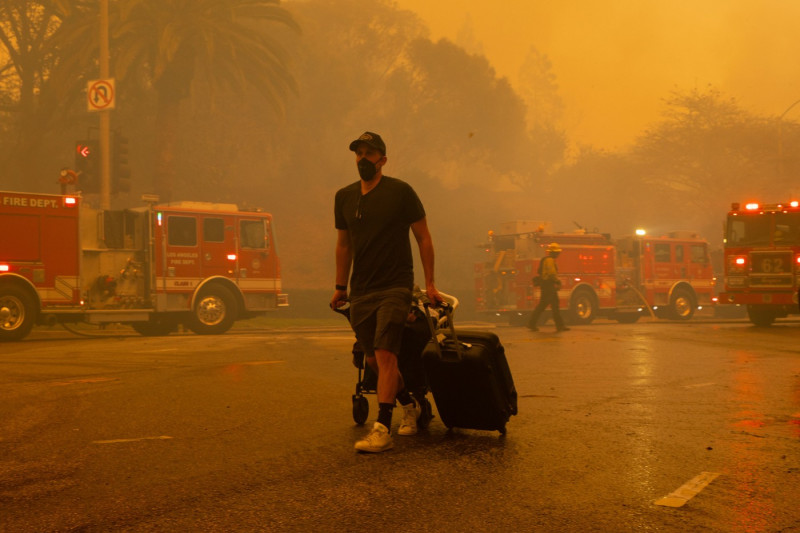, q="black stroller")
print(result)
[335,290,454,427]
